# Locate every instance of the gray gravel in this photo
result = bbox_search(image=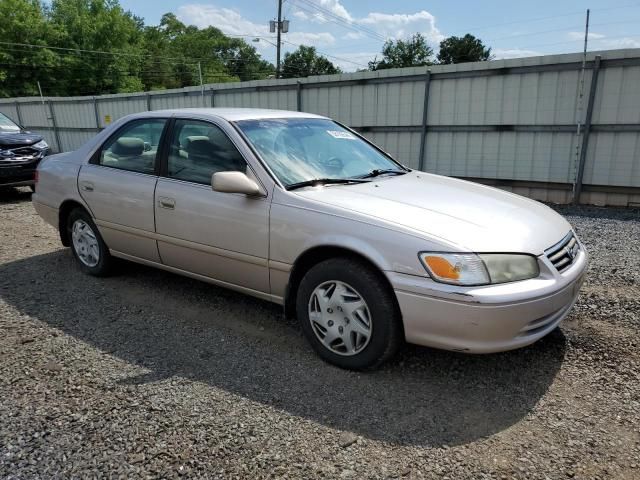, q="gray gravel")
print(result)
[1,187,639,479]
